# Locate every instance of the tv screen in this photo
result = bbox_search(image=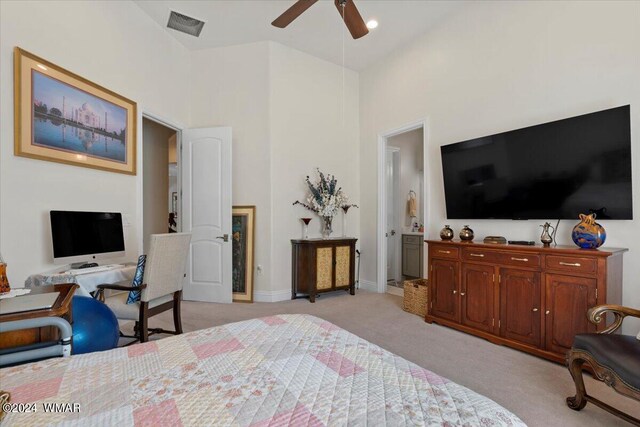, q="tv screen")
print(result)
[50,211,125,261]
[441,105,633,220]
